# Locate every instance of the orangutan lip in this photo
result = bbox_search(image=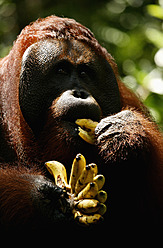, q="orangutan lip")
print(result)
[62,120,79,137]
